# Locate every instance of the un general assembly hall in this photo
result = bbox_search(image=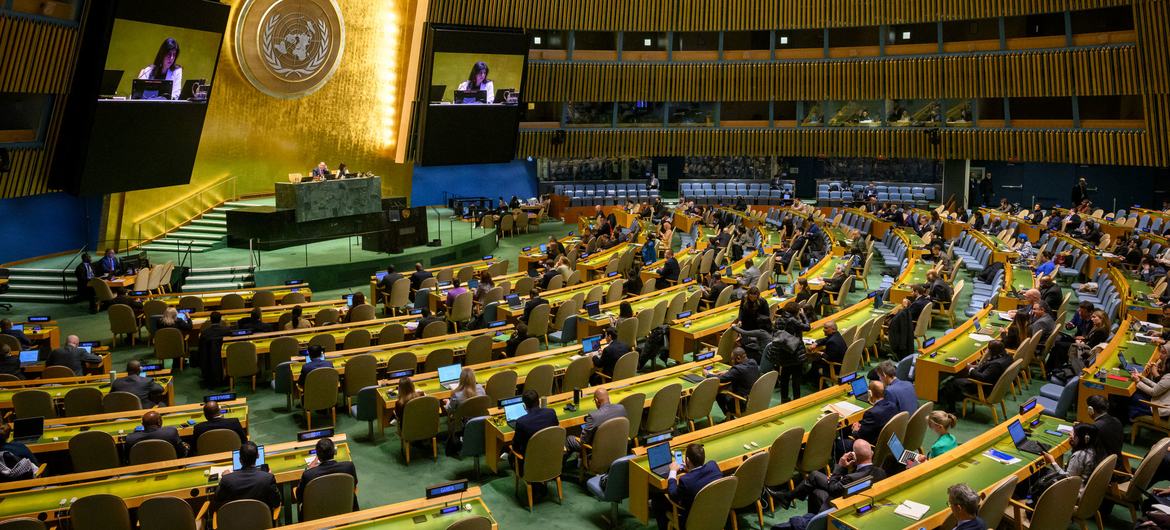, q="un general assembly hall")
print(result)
[5,0,1170,529]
